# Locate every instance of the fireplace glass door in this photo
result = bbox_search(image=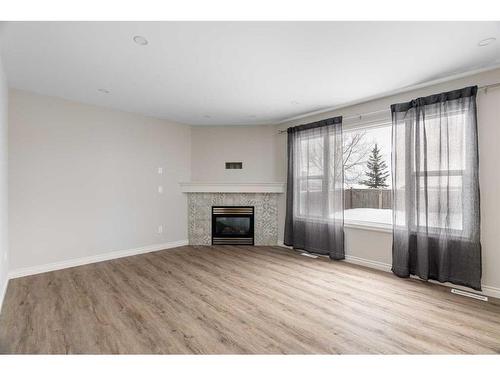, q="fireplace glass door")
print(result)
[212,206,254,245]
